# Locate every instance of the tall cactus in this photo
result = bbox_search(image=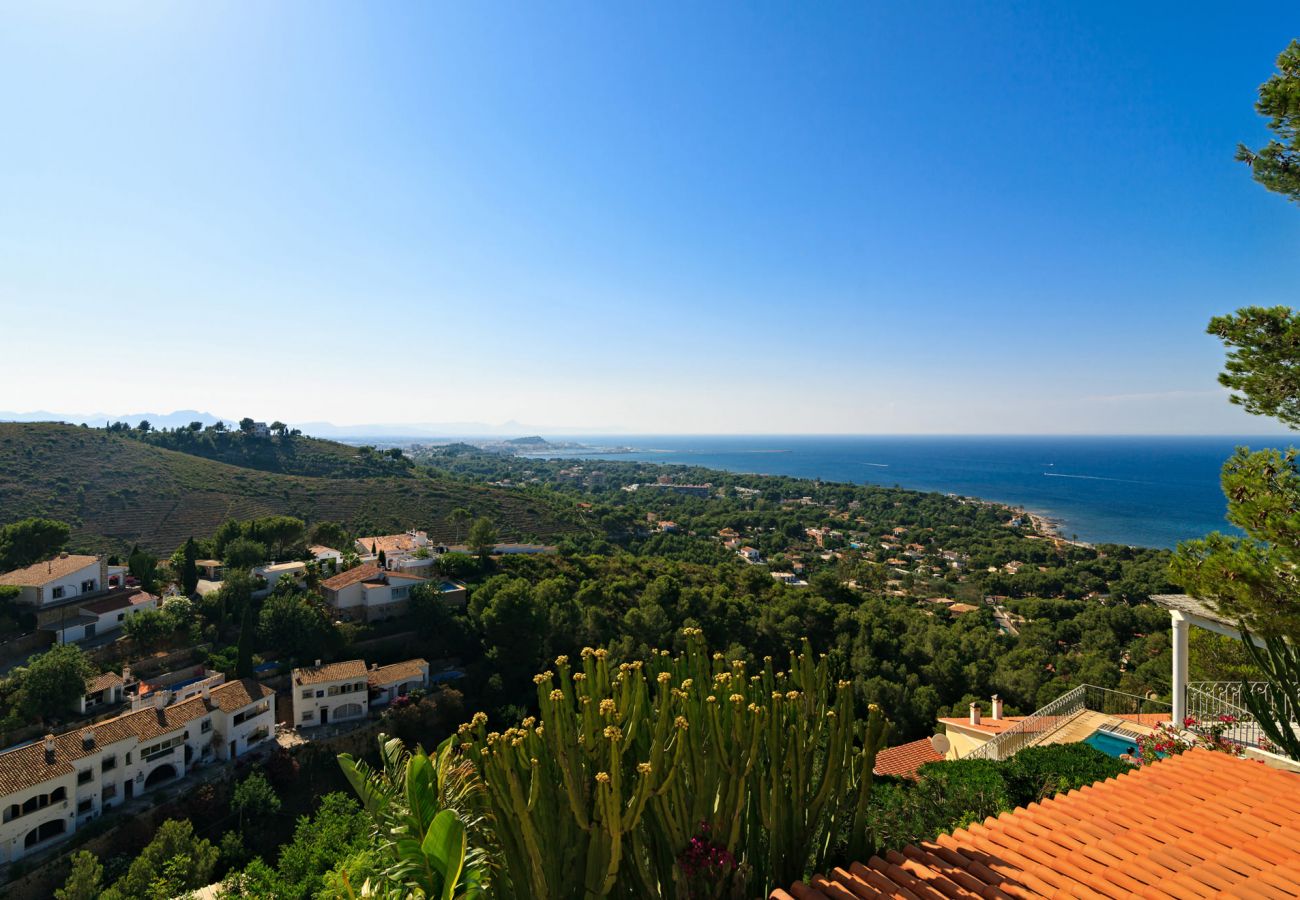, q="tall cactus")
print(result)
[456,629,890,899]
